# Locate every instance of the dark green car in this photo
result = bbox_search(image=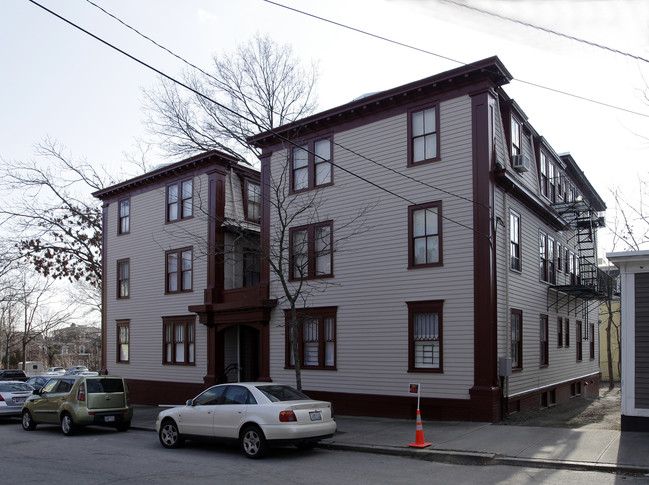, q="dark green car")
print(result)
[21,375,132,435]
